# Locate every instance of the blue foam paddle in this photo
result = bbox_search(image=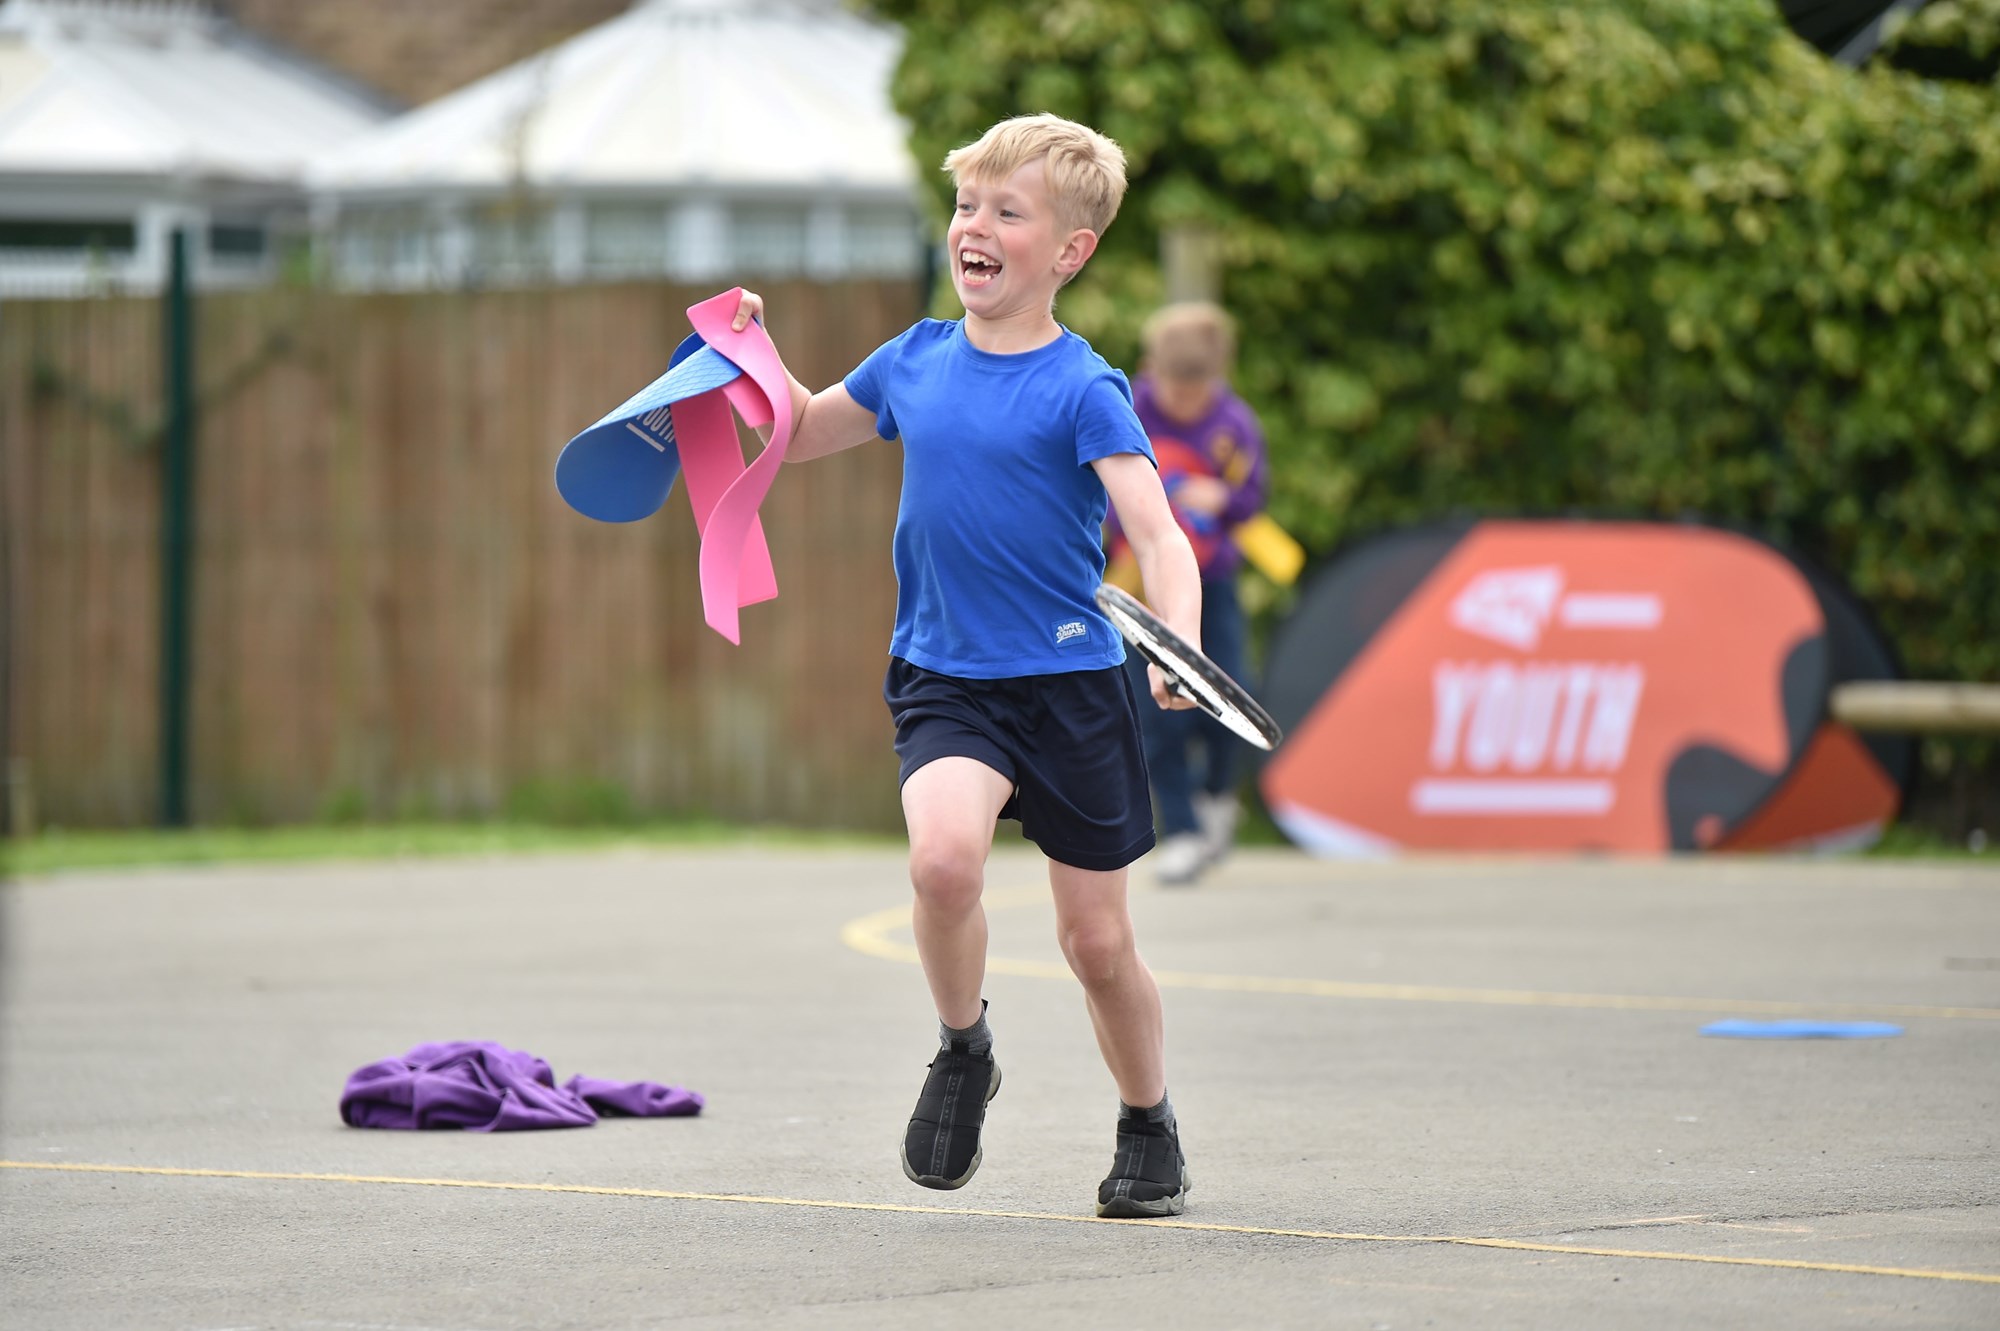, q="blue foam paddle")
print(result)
[554,331,742,523]
[1700,1019,1902,1039]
